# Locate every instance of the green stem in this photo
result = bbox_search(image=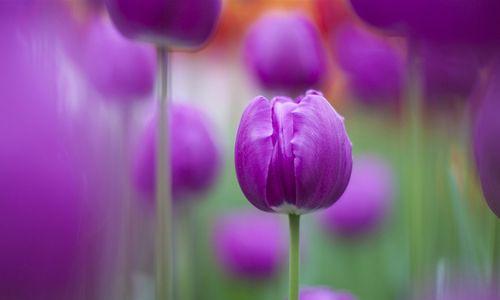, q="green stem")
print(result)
[288,214,300,300]
[492,218,499,292]
[155,47,172,300]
